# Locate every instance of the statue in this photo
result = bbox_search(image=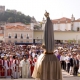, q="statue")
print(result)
[32,11,62,80]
